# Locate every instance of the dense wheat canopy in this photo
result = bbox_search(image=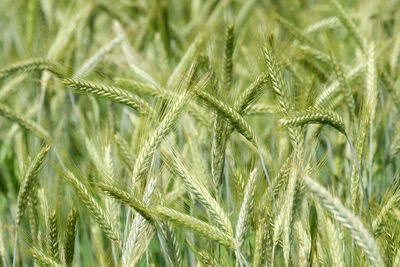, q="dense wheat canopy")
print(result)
[1,0,400,266]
